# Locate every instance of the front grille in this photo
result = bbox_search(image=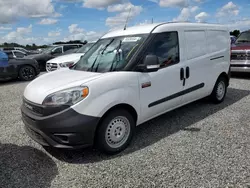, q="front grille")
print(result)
[231,51,250,60]
[230,64,250,68]
[46,63,58,71]
[23,99,44,116]
[23,98,69,117]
